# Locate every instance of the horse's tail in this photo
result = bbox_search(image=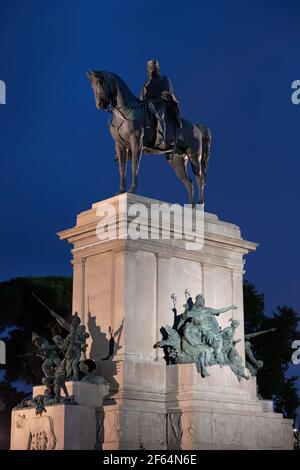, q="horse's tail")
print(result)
[196,124,212,184]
